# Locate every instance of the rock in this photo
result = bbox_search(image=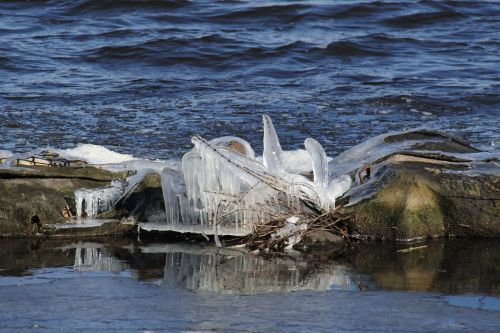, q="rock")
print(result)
[43,221,136,238]
[101,172,166,223]
[343,163,499,240]
[1,130,498,244]
[0,166,130,236]
[339,130,500,241]
[296,230,345,253]
[0,165,128,181]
